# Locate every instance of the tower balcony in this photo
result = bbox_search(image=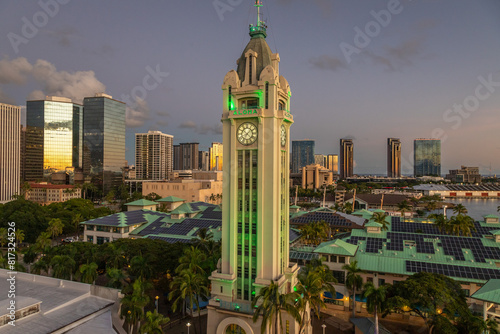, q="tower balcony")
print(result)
[249,24,267,38]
